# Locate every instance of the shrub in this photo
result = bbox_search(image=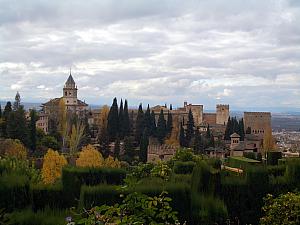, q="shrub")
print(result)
[267,152,282,165]
[191,193,228,225]
[173,161,196,174]
[7,208,67,225]
[76,144,104,167]
[41,149,67,184]
[286,159,300,186]
[103,156,121,168]
[31,184,67,210]
[170,174,192,185]
[62,166,126,205]
[206,158,222,170]
[0,173,30,211]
